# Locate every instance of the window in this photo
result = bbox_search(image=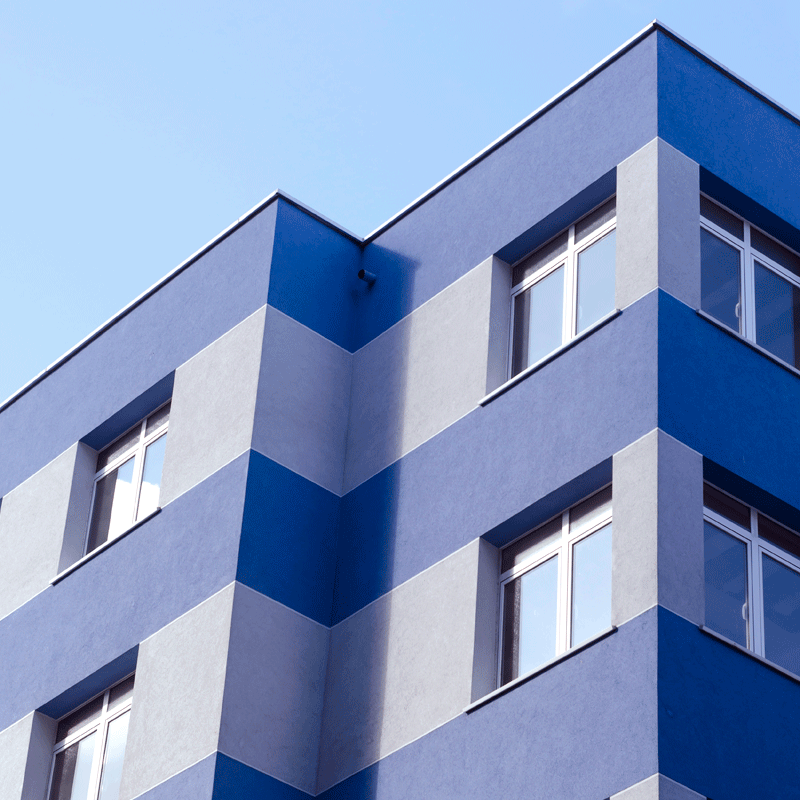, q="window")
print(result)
[47,675,134,800]
[700,196,800,369]
[499,486,612,686]
[704,484,800,675]
[509,199,616,378]
[86,402,170,555]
